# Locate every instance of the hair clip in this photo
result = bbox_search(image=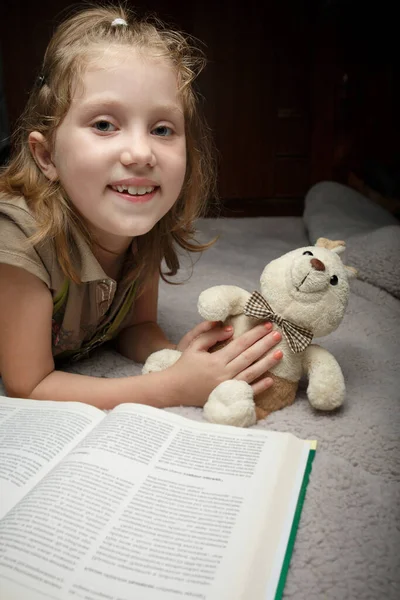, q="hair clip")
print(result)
[111,18,128,27]
[36,74,46,87]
